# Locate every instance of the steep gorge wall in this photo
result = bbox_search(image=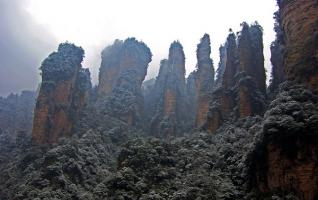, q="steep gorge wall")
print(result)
[32,43,91,144]
[279,0,318,91]
[251,83,318,200]
[251,1,318,199]
[269,11,285,94]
